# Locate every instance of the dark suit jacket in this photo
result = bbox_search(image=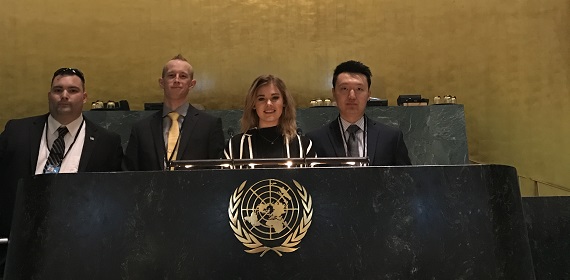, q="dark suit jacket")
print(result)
[123,105,225,171]
[306,116,411,166]
[0,113,123,271]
